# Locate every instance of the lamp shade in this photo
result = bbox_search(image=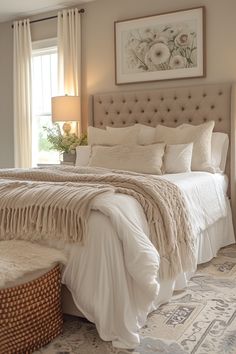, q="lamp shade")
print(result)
[51,96,80,122]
